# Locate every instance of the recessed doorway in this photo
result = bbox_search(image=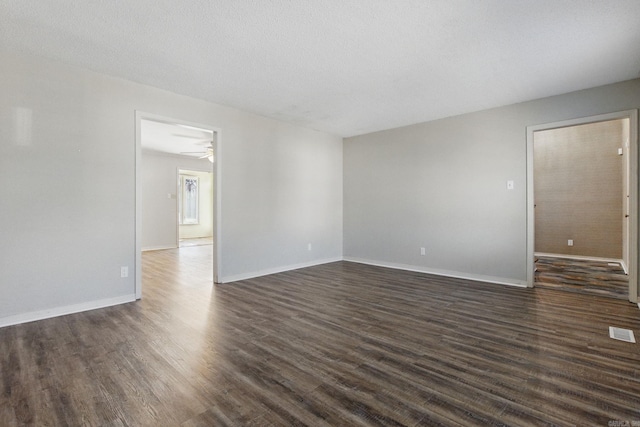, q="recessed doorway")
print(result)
[526,110,638,303]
